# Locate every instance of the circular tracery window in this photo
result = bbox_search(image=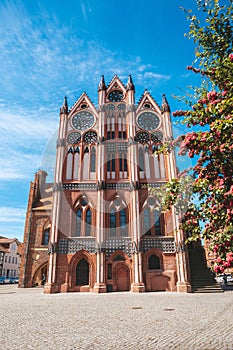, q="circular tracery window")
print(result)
[83,131,97,144]
[135,131,150,144]
[72,111,95,131]
[67,132,81,144]
[151,131,163,142]
[137,112,160,131]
